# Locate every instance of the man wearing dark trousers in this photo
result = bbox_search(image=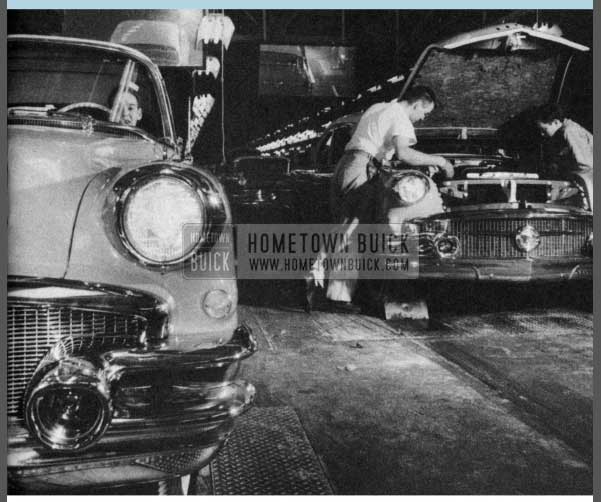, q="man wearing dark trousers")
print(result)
[308,85,454,312]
